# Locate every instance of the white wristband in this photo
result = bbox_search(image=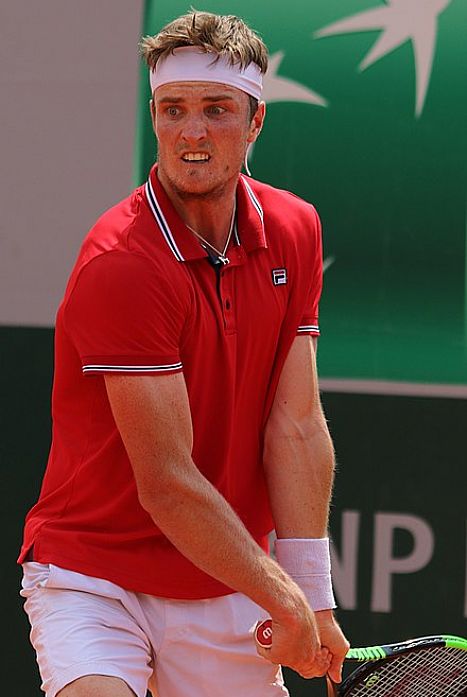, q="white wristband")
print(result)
[275,537,336,611]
